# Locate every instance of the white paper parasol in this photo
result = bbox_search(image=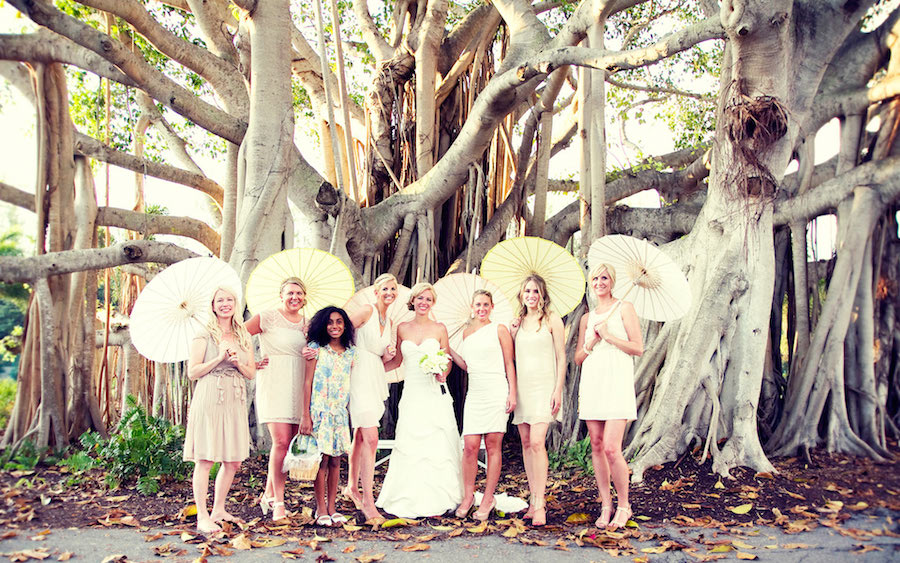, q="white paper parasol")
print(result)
[432,273,514,350]
[344,283,413,383]
[129,256,242,363]
[480,236,585,317]
[245,248,355,317]
[588,234,691,321]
